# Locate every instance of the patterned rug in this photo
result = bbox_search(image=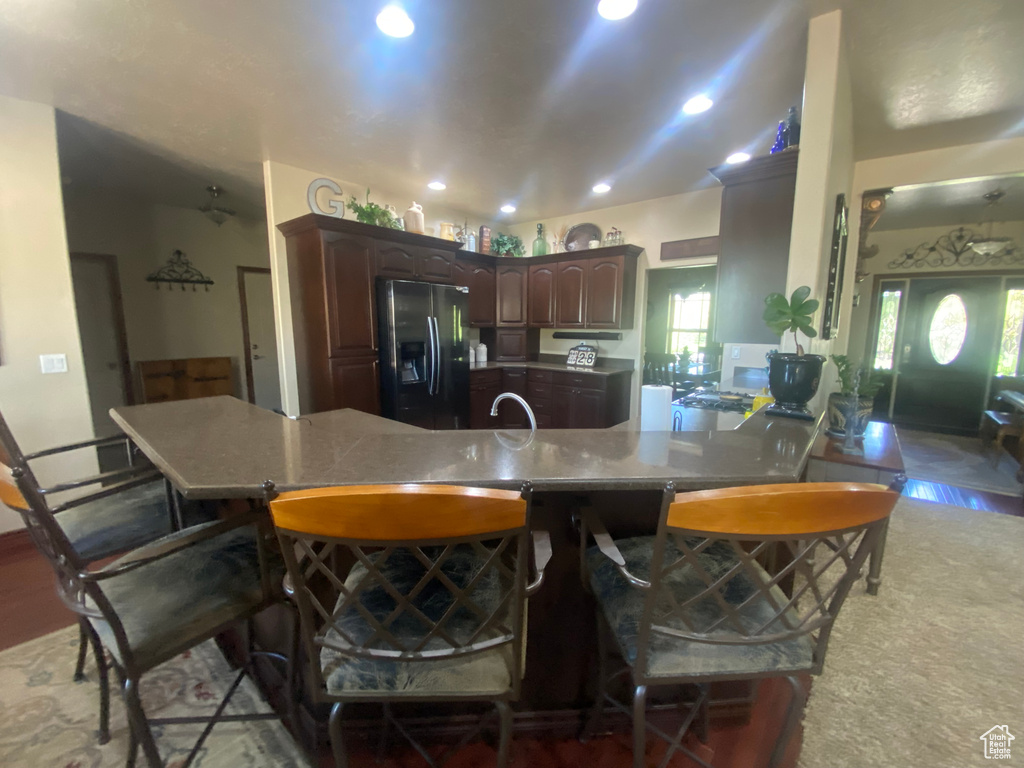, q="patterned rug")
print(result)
[897,428,1023,496]
[0,629,309,768]
[799,498,1024,767]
